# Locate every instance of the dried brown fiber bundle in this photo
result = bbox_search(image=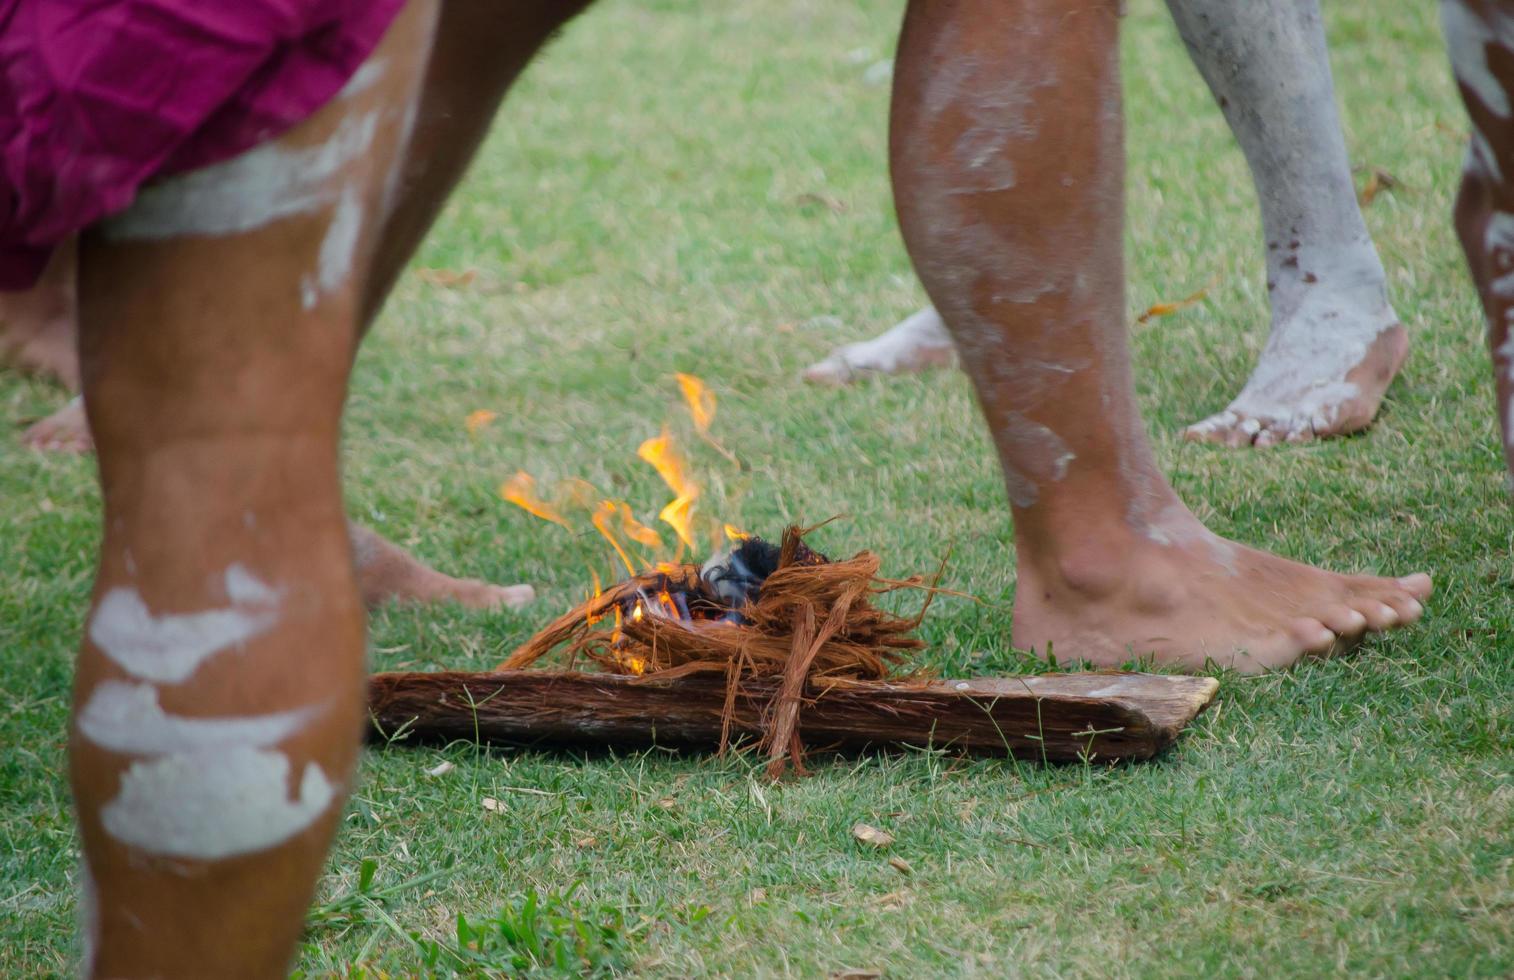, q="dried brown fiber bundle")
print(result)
[496,525,937,777]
